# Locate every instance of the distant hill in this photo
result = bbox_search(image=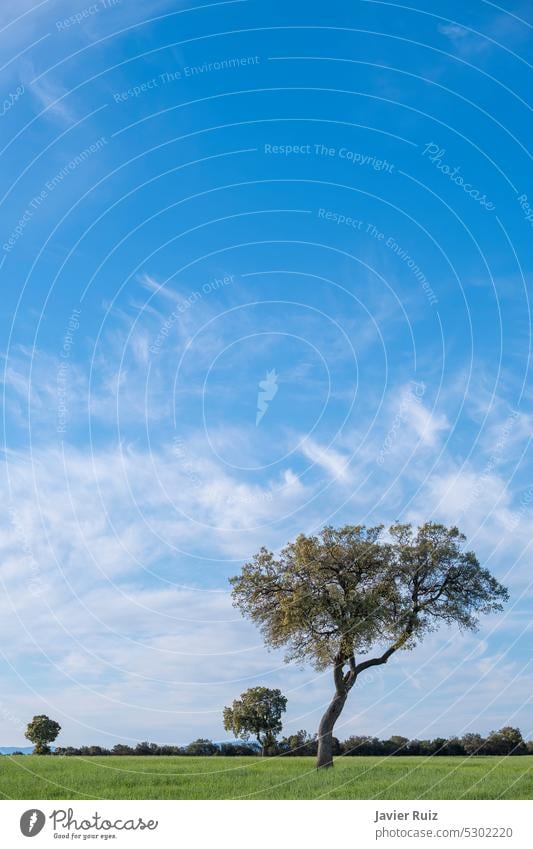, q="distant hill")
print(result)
[0,747,36,754]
